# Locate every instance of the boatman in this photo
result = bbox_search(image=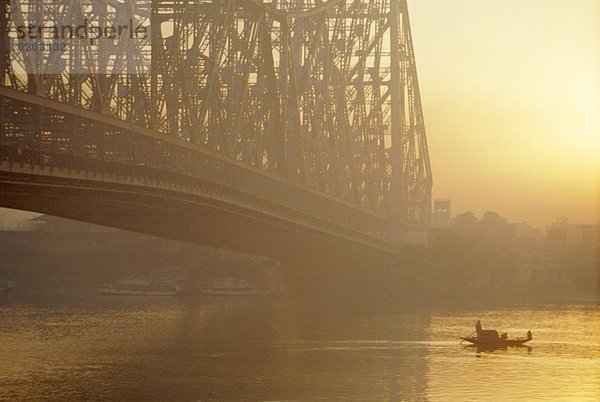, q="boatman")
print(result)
[476,320,482,334]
